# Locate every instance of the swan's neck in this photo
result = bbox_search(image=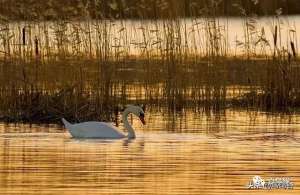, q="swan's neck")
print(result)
[122,110,136,139]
